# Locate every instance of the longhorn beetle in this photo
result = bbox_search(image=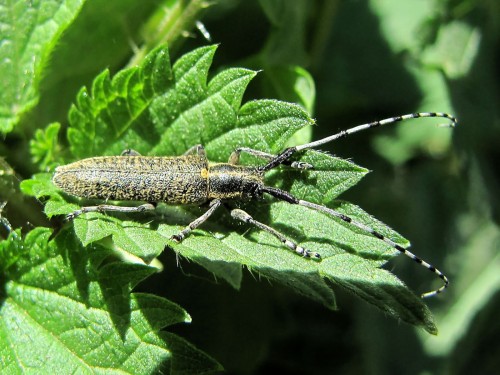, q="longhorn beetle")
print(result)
[53,112,457,298]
